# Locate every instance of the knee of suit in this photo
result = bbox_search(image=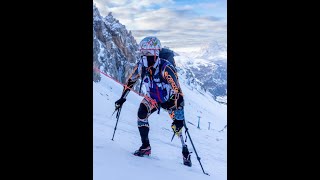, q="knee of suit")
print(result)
[137,119,149,127]
[137,103,149,127]
[138,103,148,119]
